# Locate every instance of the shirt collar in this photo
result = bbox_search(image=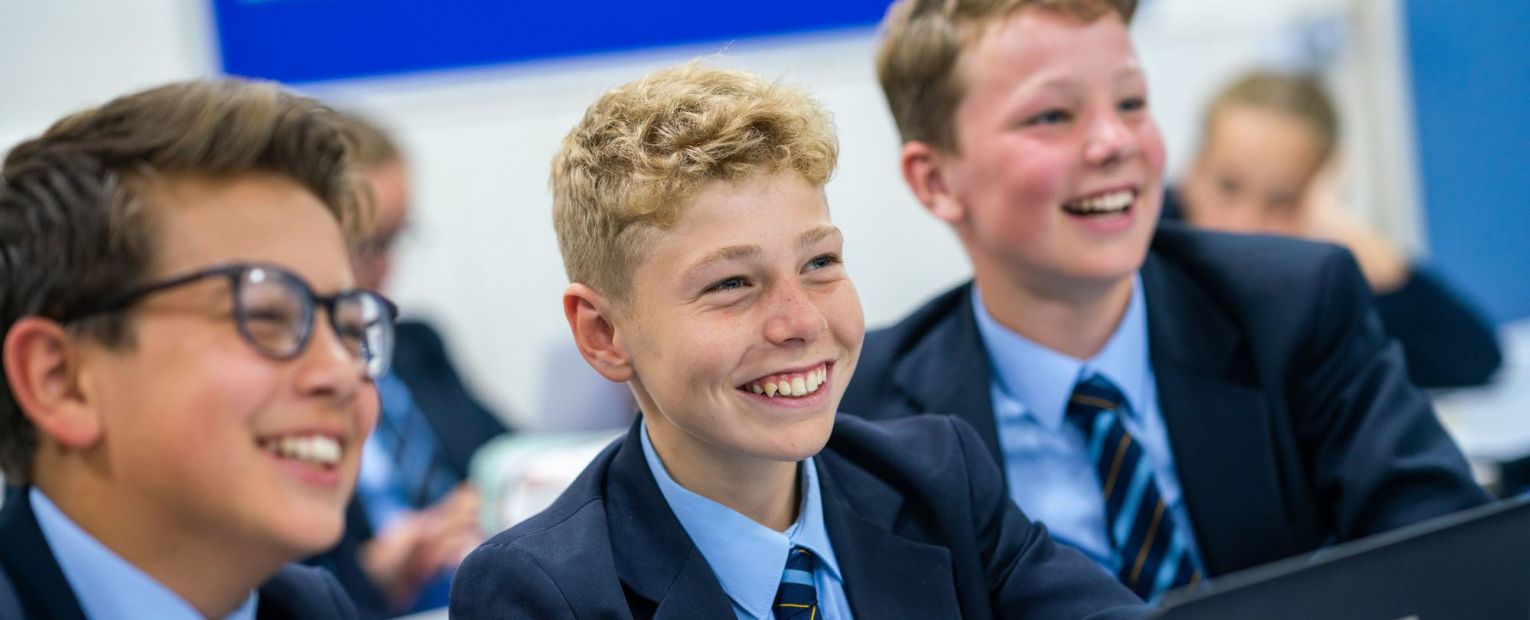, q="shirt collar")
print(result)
[971,274,1152,429]
[640,420,842,619]
[30,488,259,620]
